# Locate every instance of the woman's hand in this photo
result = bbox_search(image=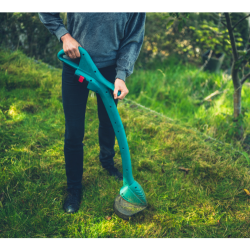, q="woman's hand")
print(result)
[113,78,129,100]
[61,33,81,59]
